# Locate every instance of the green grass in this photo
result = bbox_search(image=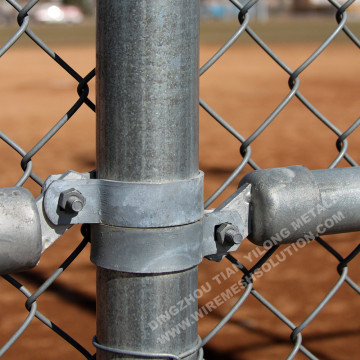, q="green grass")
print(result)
[0,22,96,48]
[0,18,359,48]
[200,18,360,44]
